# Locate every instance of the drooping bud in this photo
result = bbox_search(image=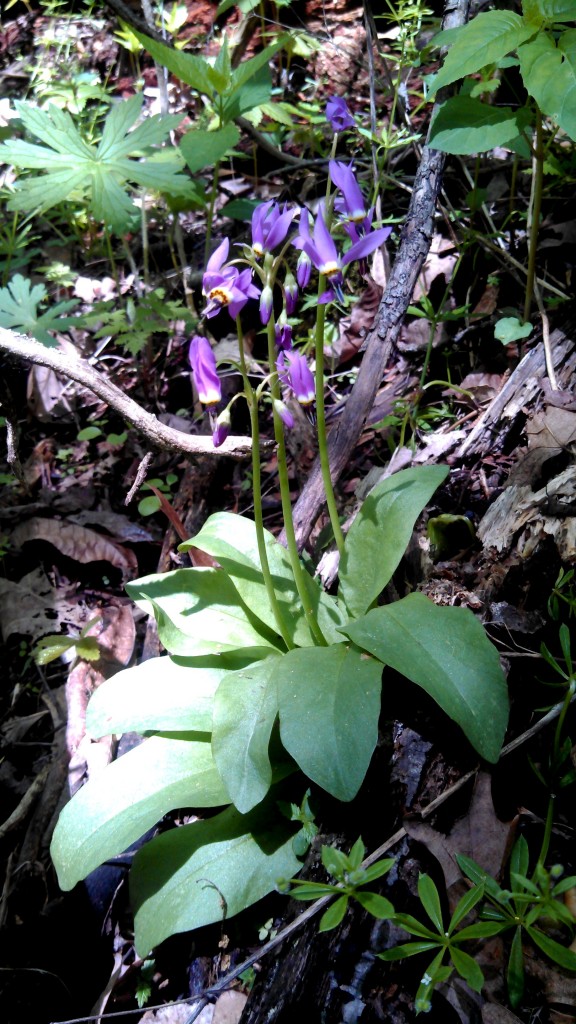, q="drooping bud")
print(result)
[211,407,231,448]
[259,284,274,325]
[285,350,315,406]
[296,249,312,289]
[189,335,221,406]
[283,272,298,315]
[273,398,295,430]
[325,96,355,132]
[274,313,293,351]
